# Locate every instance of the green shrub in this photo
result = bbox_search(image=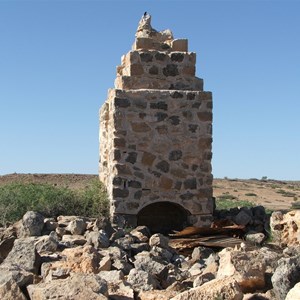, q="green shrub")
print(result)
[291,201,300,210]
[215,197,254,210]
[245,192,257,197]
[0,180,109,224]
[276,189,296,197]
